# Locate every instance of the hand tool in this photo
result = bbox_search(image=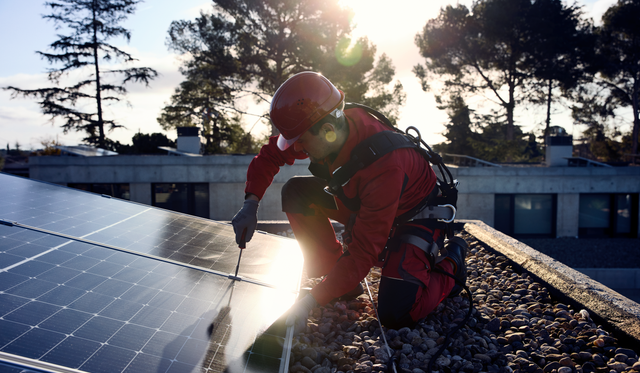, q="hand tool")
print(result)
[228,228,246,281]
